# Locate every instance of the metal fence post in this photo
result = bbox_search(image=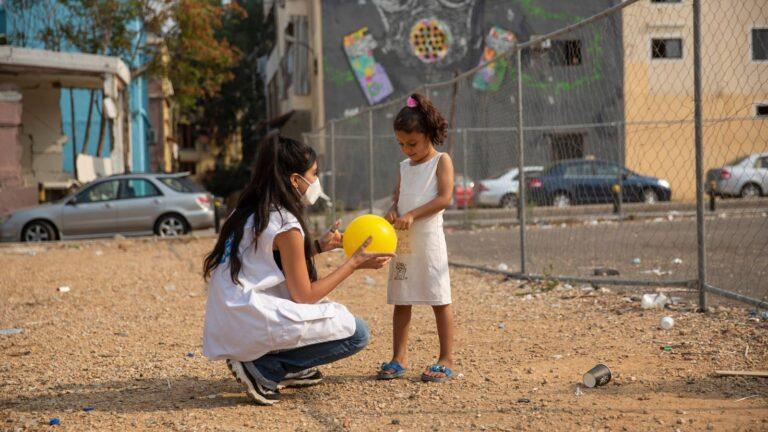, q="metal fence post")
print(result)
[516,48,527,276]
[692,0,707,312]
[461,128,469,228]
[330,121,337,224]
[368,110,375,214]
